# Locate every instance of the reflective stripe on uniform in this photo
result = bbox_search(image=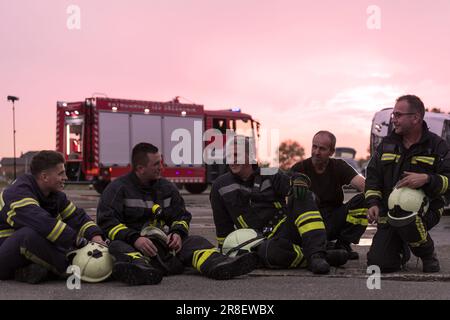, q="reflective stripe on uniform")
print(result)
[217,237,225,246]
[381,153,401,162]
[267,216,287,239]
[237,215,249,228]
[365,190,382,199]
[163,198,172,208]
[411,156,435,165]
[289,244,305,268]
[124,199,155,208]
[78,221,97,238]
[60,202,76,221]
[7,198,40,227]
[346,208,369,226]
[46,220,67,242]
[108,223,128,240]
[0,192,4,211]
[439,175,449,195]
[295,211,325,235]
[192,248,220,272]
[218,184,252,196]
[126,252,144,260]
[409,216,428,247]
[273,202,282,209]
[171,220,189,232]
[0,229,14,238]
